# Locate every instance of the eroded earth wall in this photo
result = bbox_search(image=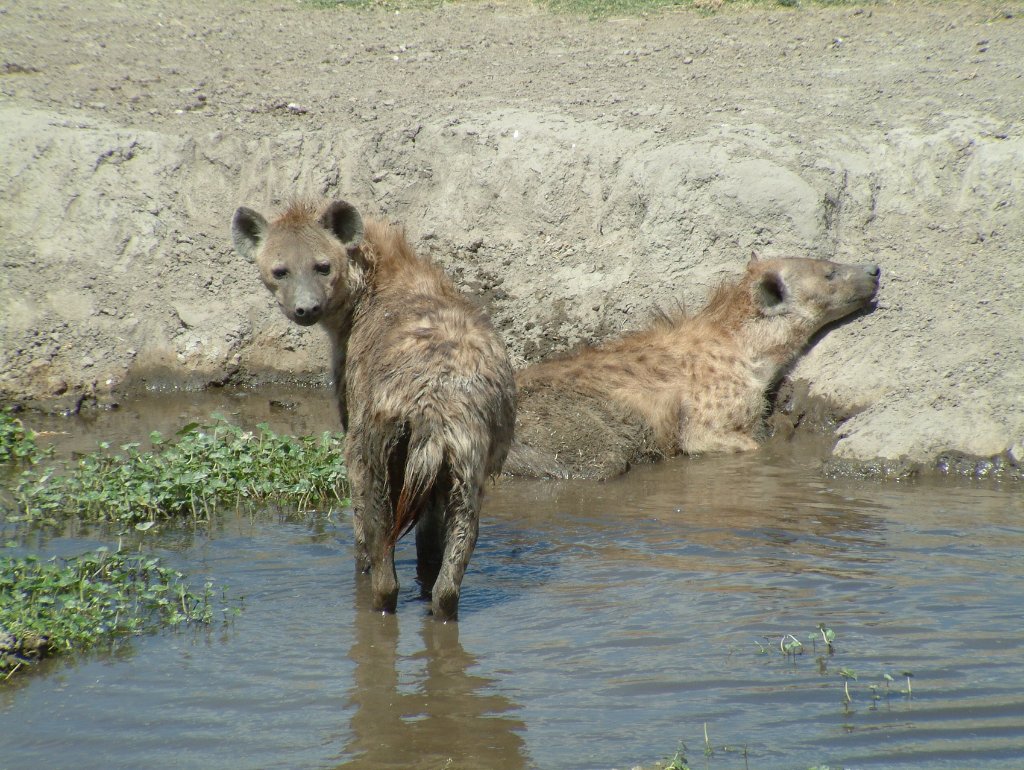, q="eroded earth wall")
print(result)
[1,0,1021,470]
